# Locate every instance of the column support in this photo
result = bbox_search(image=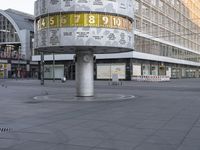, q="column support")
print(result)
[75,51,94,97]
